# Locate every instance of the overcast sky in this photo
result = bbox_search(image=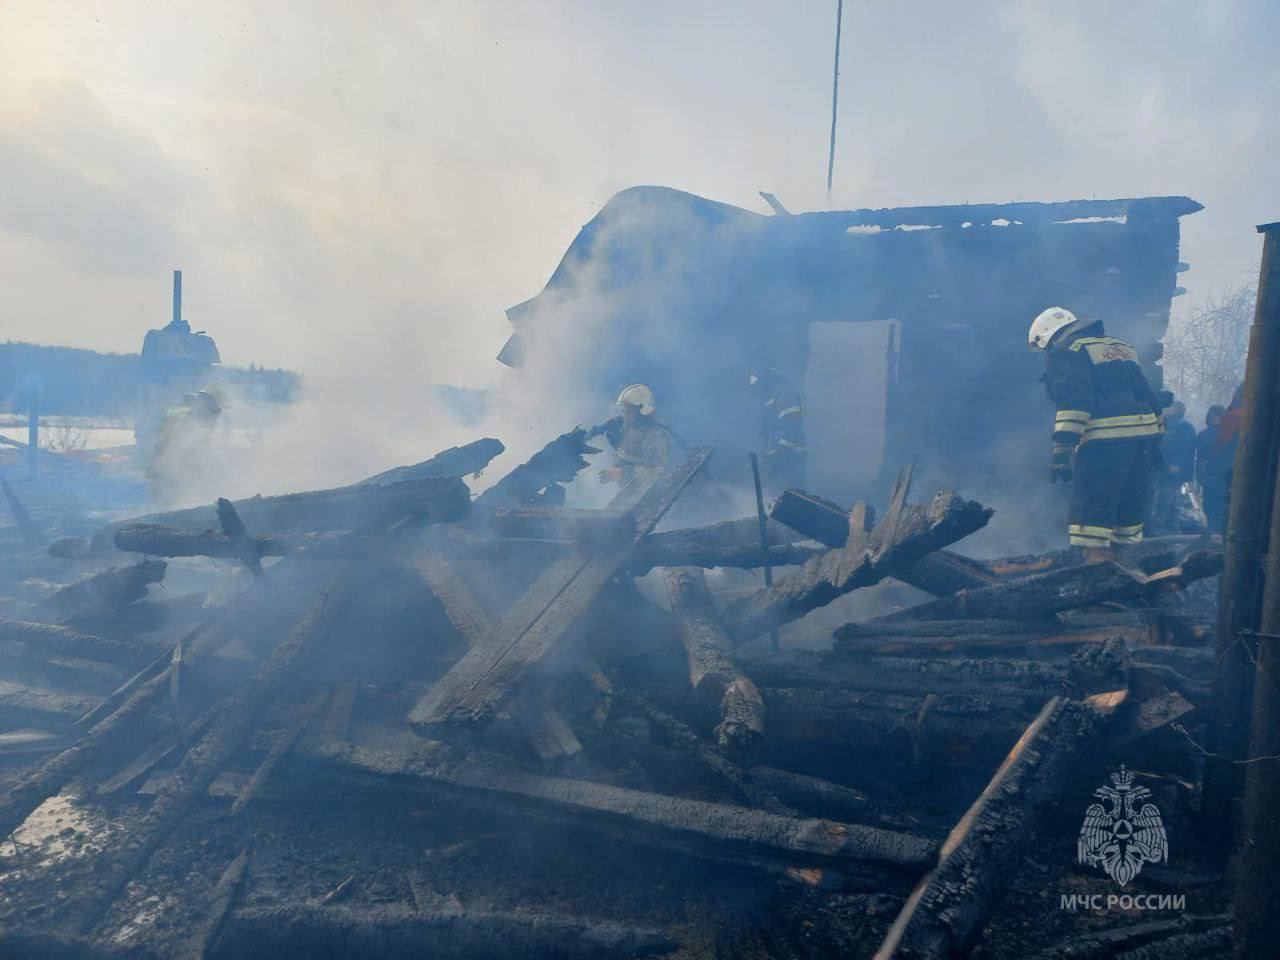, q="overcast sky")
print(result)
[1,0,1276,389]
